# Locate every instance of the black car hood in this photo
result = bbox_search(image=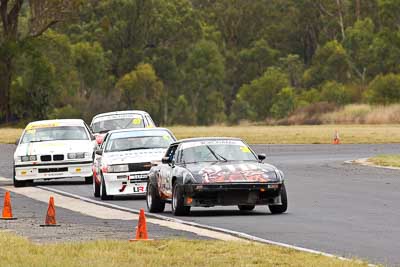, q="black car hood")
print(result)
[184,161,279,184]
